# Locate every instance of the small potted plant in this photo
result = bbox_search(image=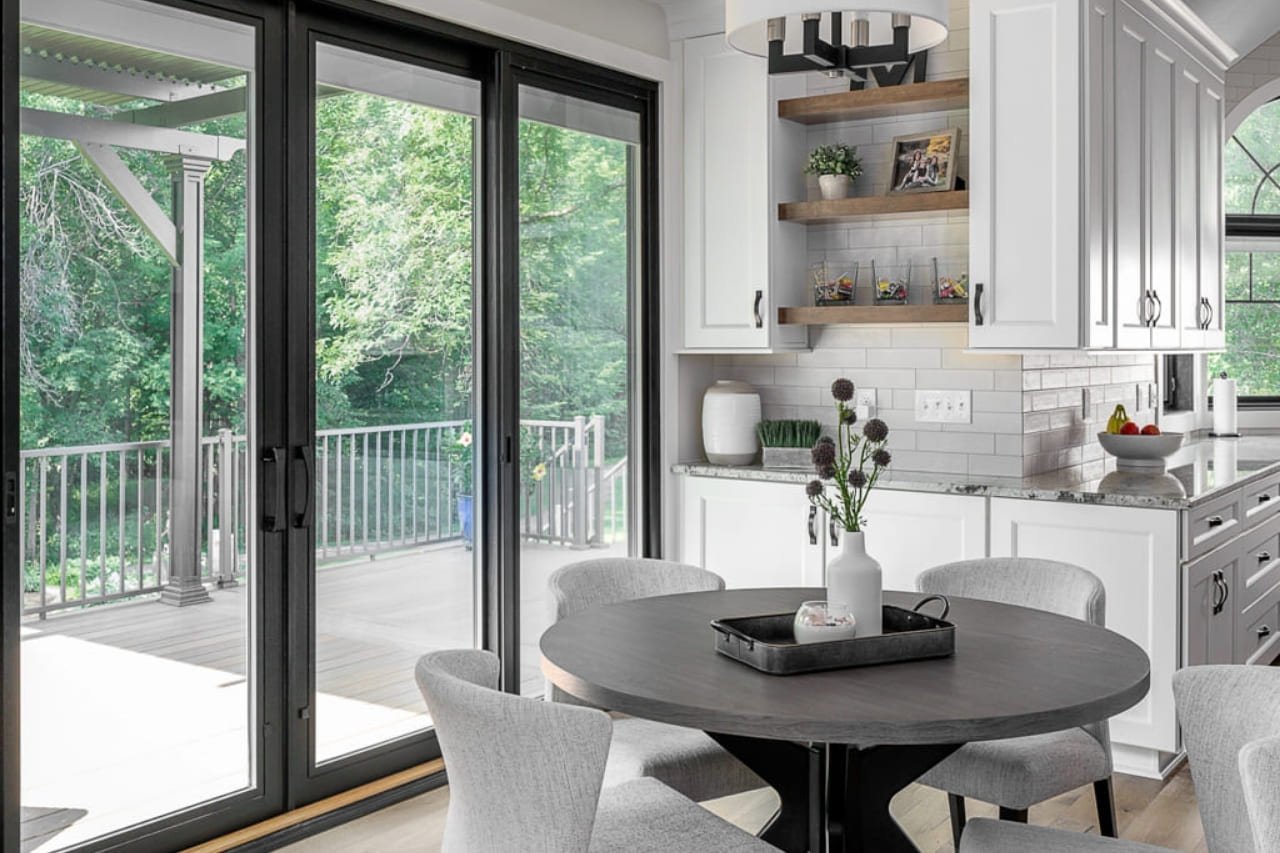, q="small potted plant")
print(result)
[758,419,822,469]
[806,143,862,200]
